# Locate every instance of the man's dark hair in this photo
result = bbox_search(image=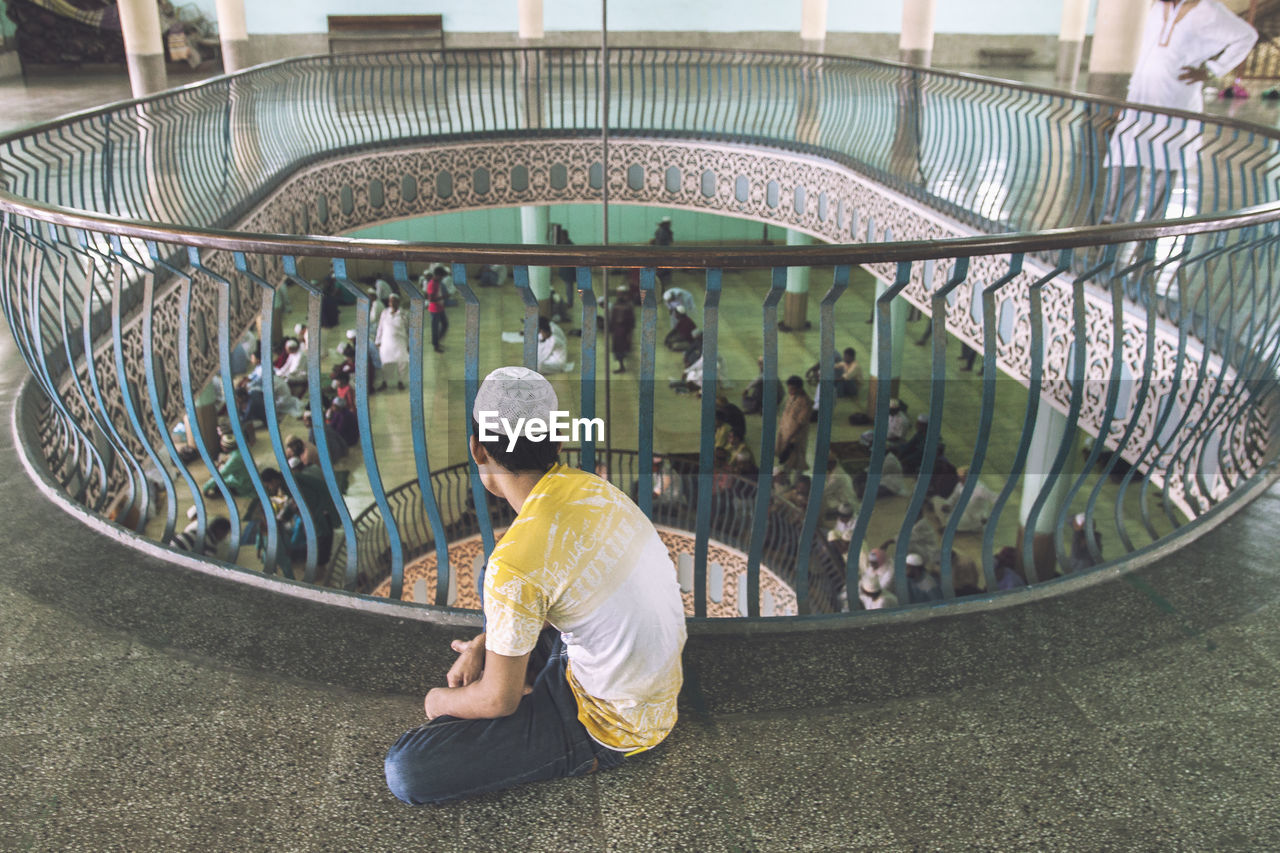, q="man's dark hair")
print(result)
[537,316,552,335]
[208,517,232,540]
[260,468,284,490]
[786,375,804,390]
[472,419,560,474]
[843,347,856,361]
